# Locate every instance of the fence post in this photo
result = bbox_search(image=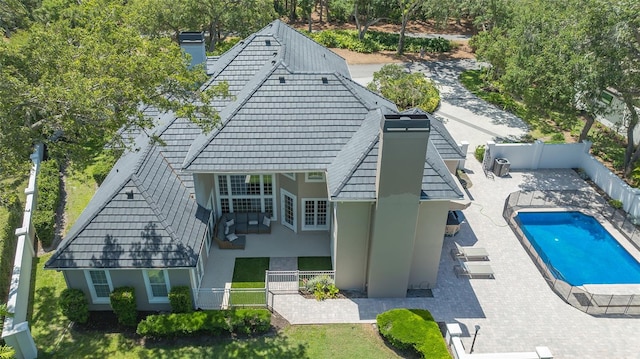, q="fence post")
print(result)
[458,141,469,170]
[264,270,269,307]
